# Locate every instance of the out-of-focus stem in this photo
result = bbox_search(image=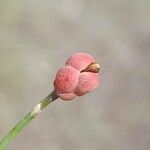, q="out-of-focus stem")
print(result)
[0,90,58,150]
